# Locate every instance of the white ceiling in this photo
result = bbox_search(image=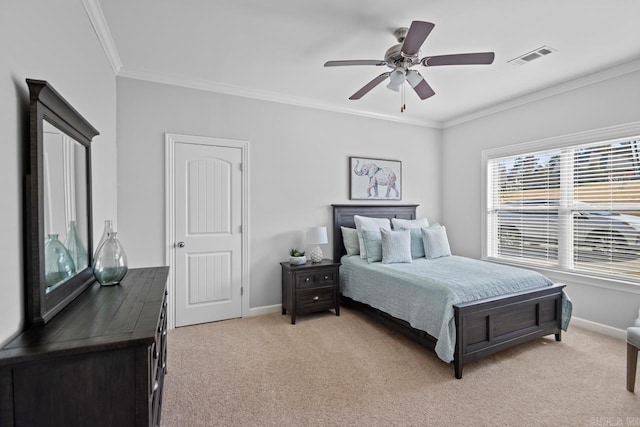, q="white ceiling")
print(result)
[96,0,640,127]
